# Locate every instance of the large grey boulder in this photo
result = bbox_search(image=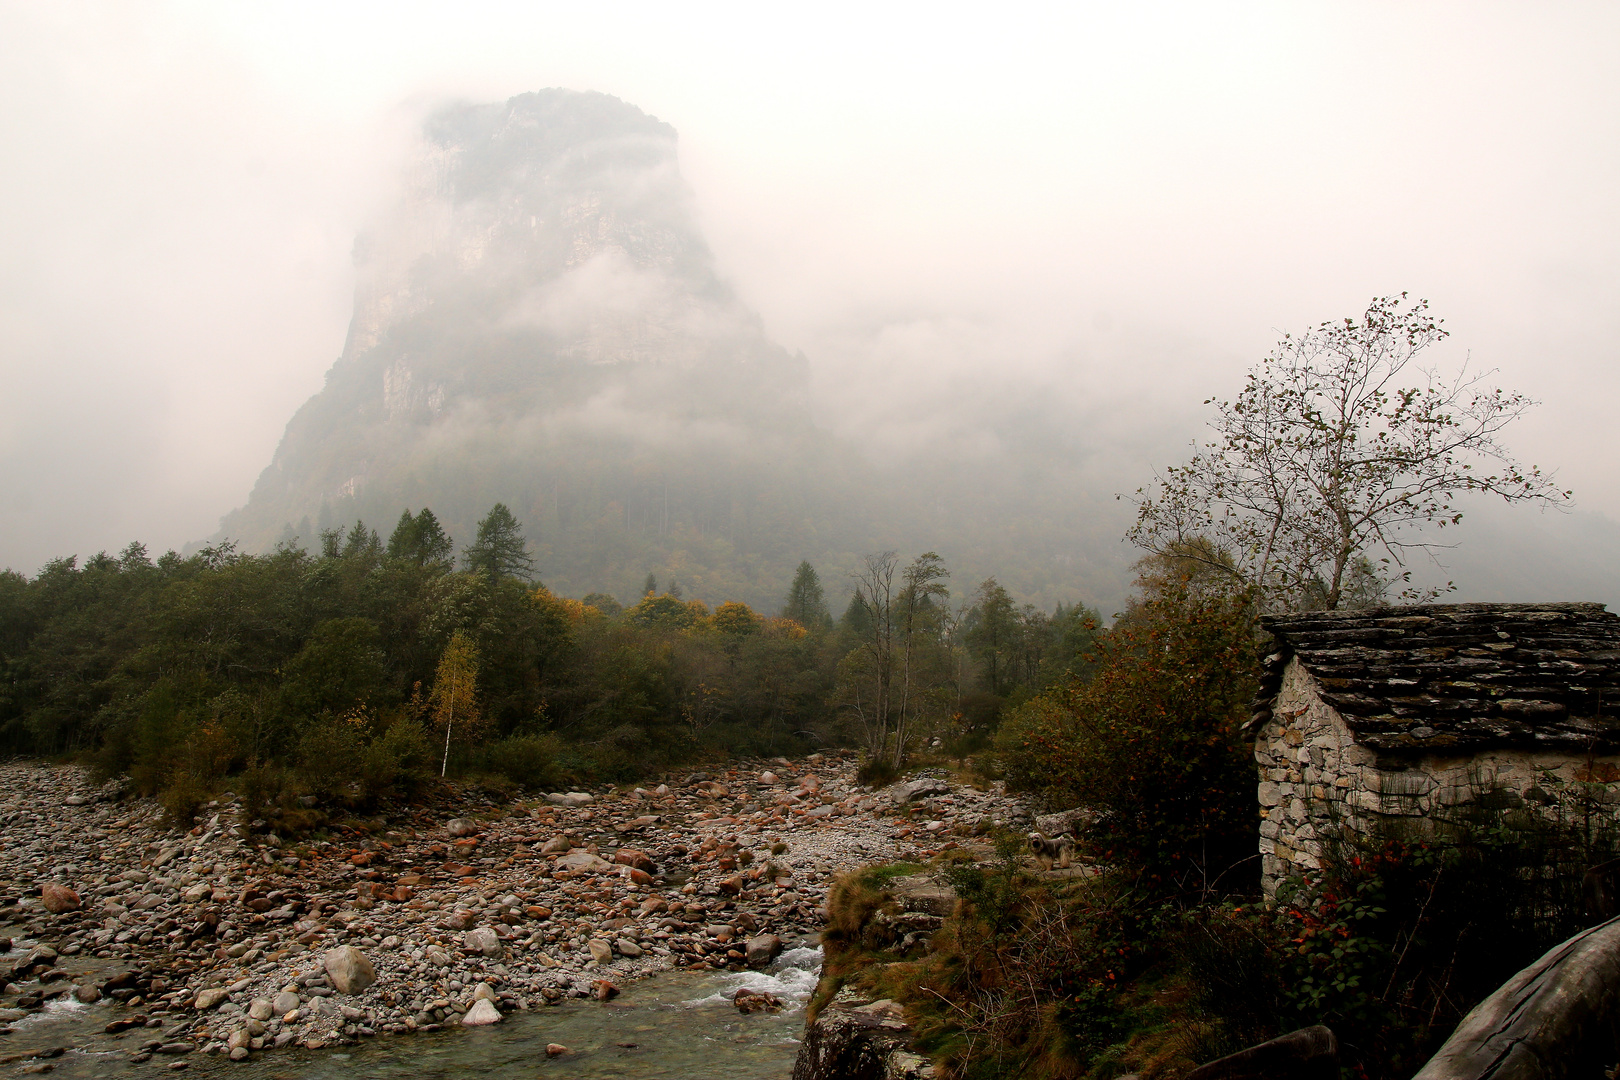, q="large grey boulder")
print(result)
[895,778,949,802]
[792,1001,931,1080]
[888,876,957,917]
[1413,916,1620,1080]
[462,999,502,1025]
[556,851,617,874]
[322,945,377,994]
[462,927,503,958]
[747,933,784,968]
